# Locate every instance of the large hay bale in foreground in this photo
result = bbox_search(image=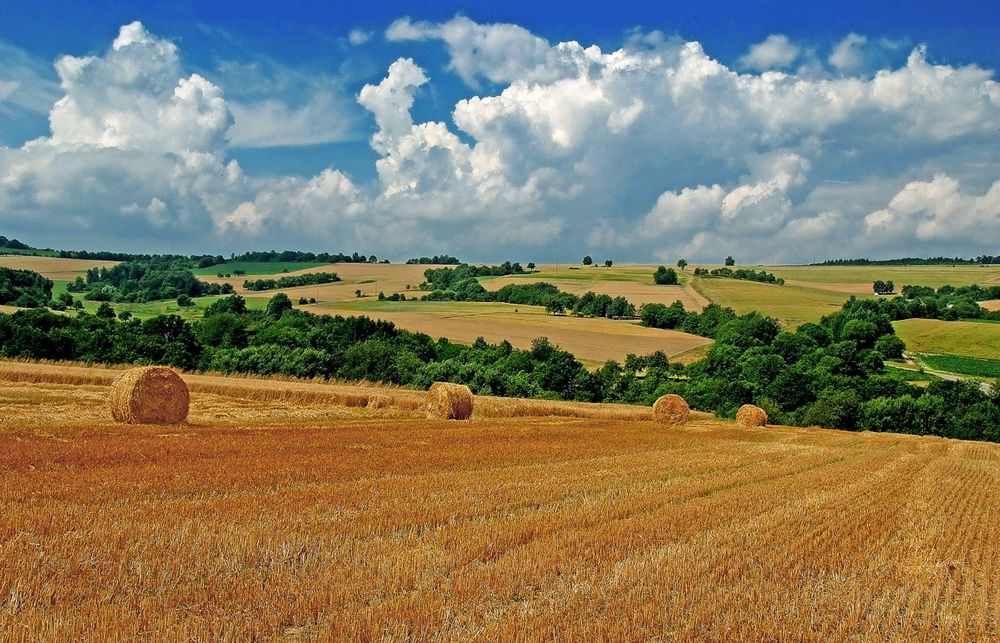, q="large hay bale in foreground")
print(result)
[652,394,690,425]
[735,404,768,427]
[426,382,474,420]
[109,366,189,424]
